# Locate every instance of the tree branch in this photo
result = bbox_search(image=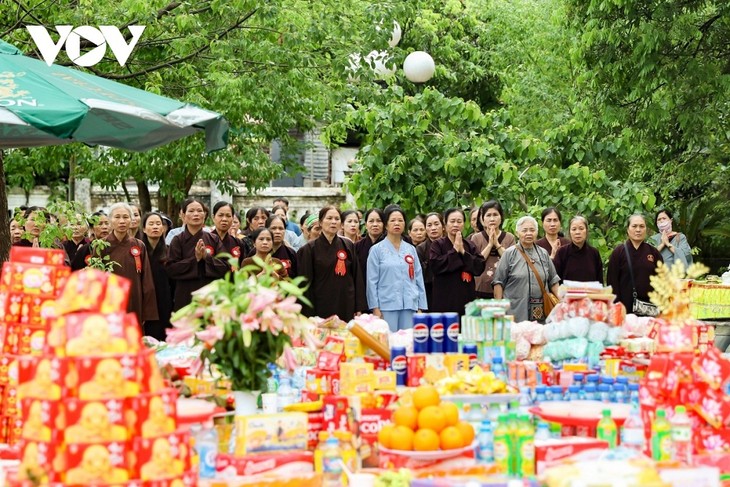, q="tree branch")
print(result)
[2,0,59,38]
